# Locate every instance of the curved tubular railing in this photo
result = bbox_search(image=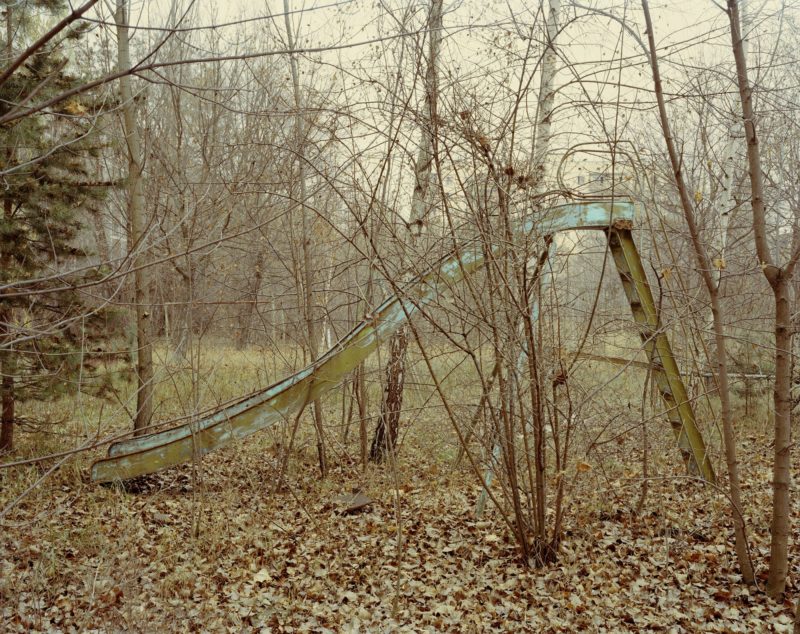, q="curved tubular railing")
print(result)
[91,201,637,483]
